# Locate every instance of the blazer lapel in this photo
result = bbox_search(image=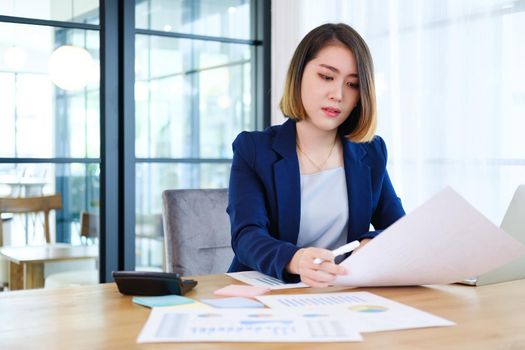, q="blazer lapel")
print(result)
[342,138,372,240]
[272,119,301,244]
